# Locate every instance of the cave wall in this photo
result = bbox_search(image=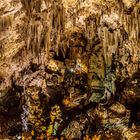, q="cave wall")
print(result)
[0,0,140,139]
